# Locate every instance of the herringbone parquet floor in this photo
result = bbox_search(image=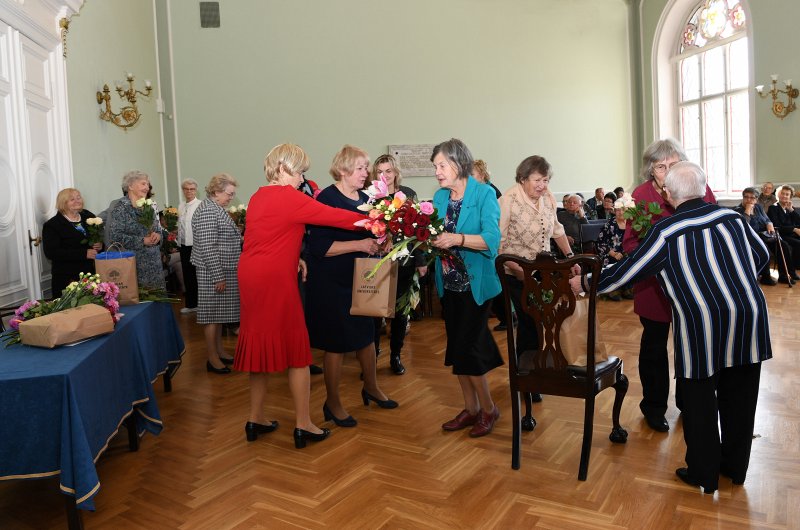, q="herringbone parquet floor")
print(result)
[1,284,799,529]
